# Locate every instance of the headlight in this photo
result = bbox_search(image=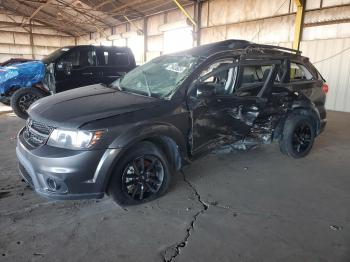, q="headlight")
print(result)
[47,129,104,150]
